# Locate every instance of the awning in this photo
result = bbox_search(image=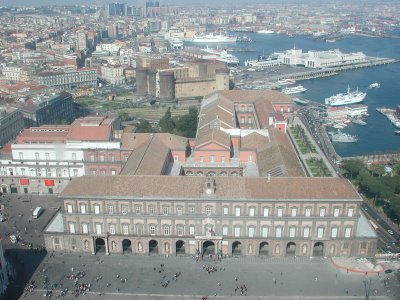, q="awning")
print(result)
[19,178,29,185]
[44,179,55,187]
